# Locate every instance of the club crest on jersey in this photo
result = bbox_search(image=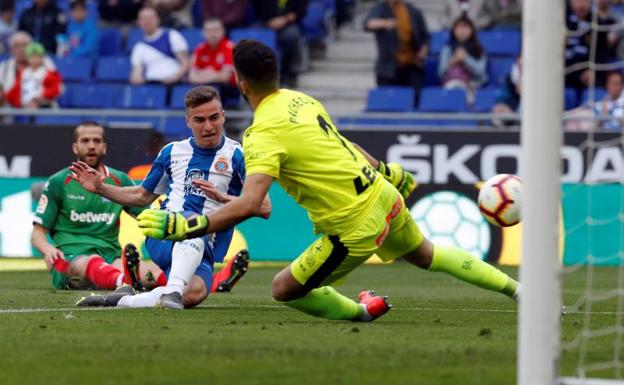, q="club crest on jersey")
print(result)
[214,156,229,173]
[184,169,206,197]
